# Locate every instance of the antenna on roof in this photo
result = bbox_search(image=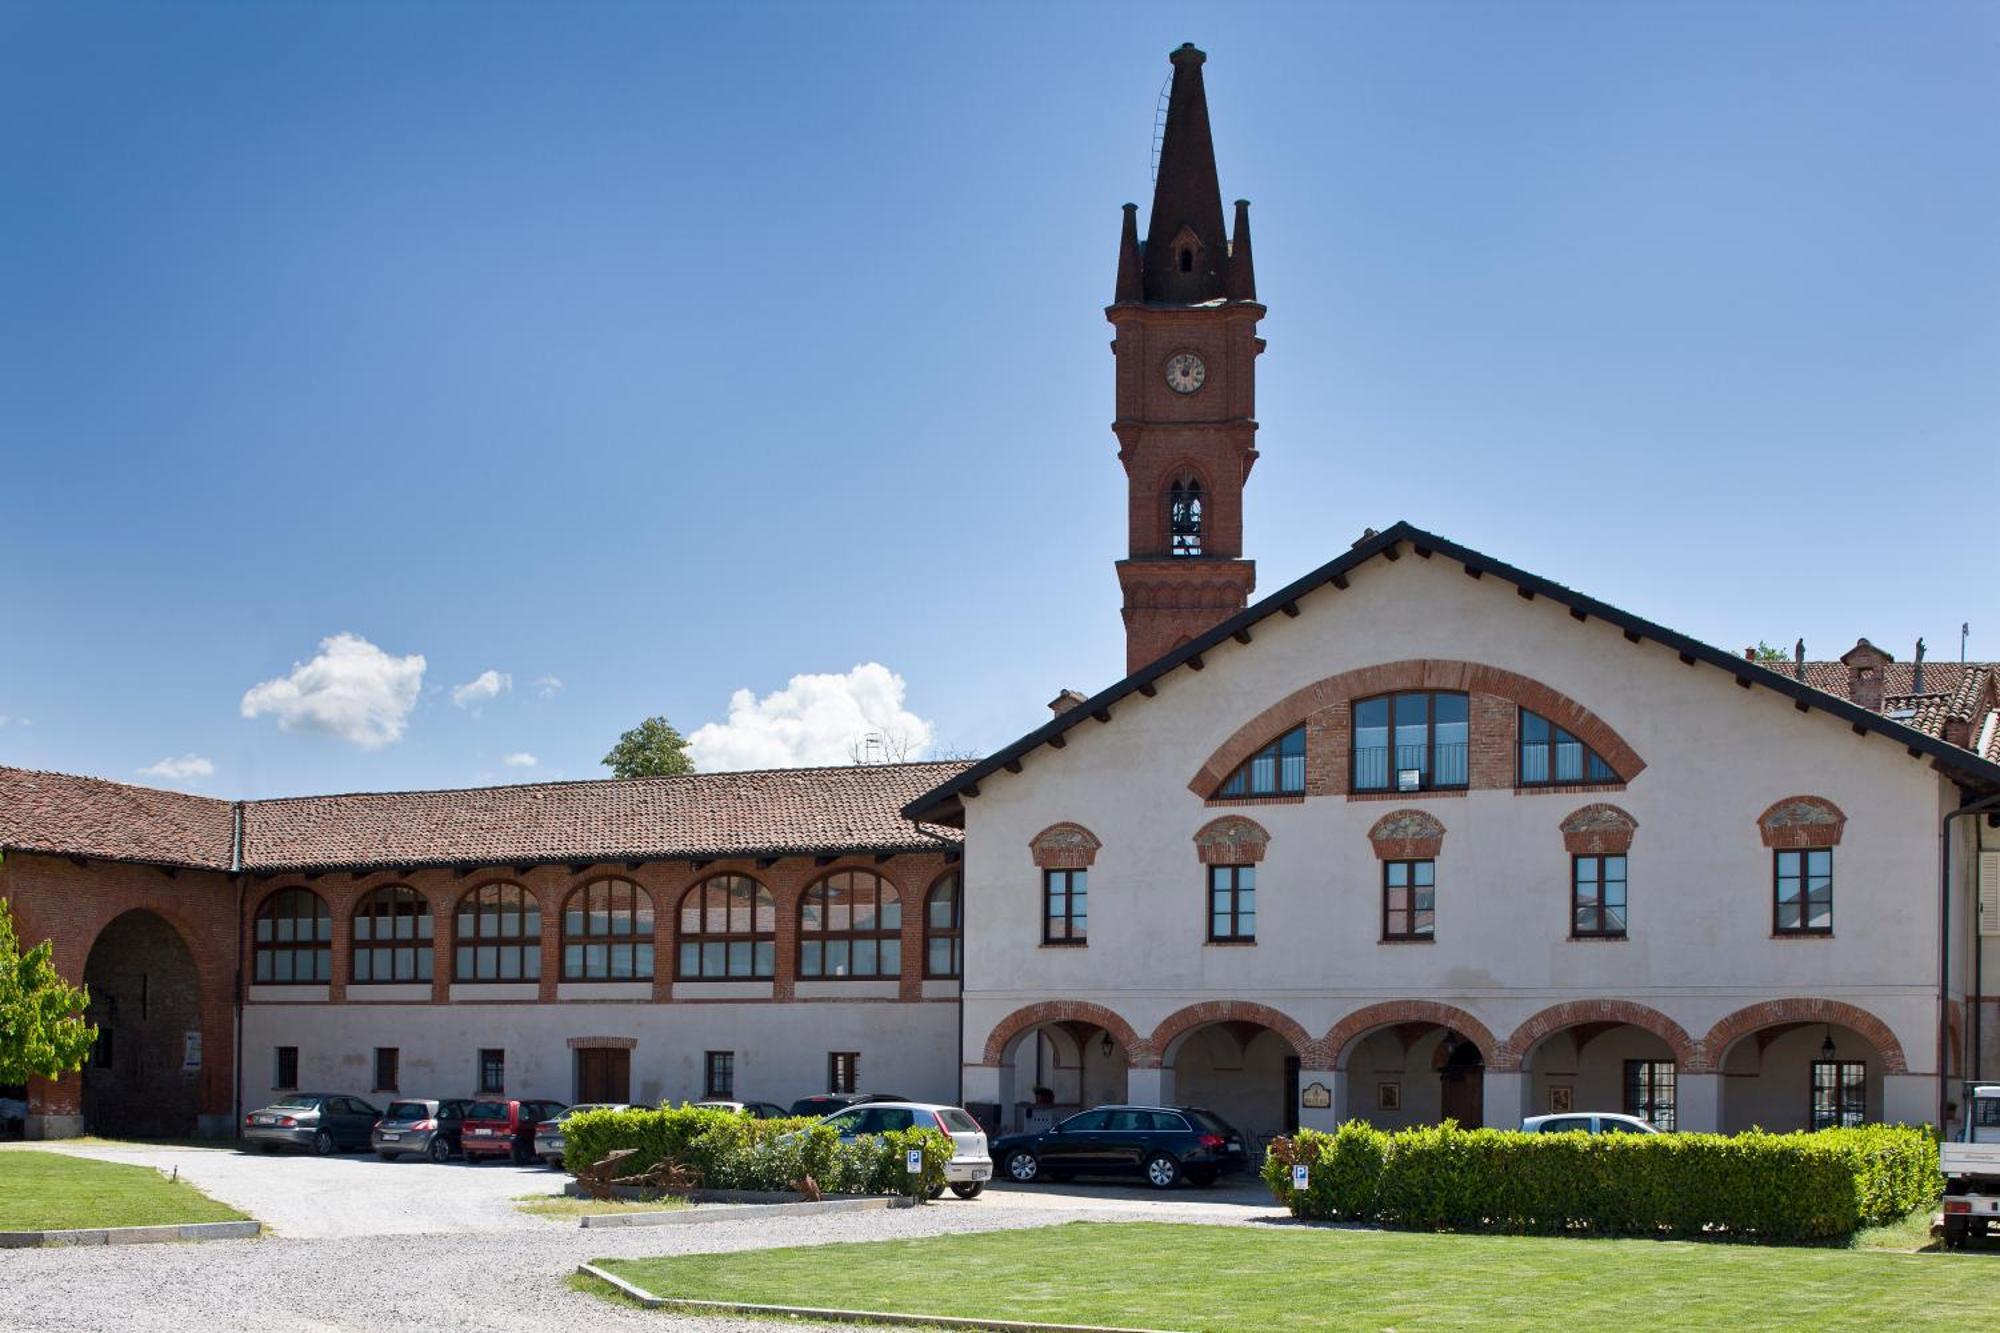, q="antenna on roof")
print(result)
[1149,74,1171,183]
